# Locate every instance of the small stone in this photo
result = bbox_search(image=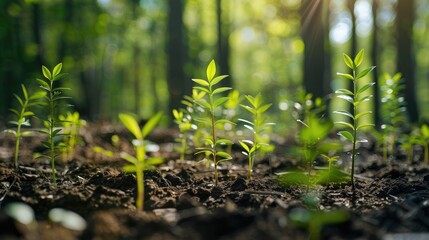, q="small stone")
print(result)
[231,176,247,191]
[211,186,223,198]
[164,173,183,186]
